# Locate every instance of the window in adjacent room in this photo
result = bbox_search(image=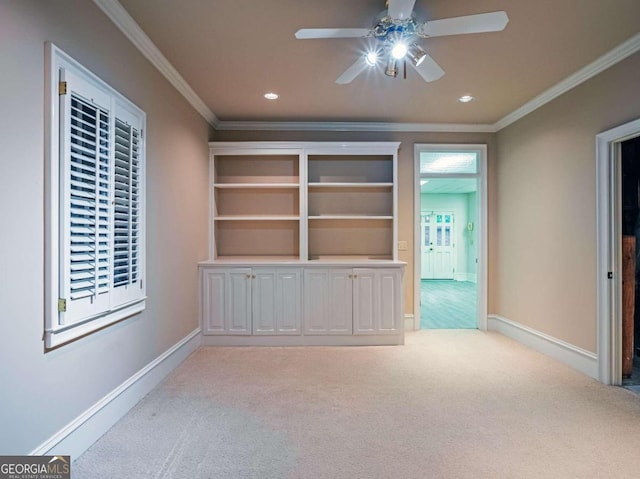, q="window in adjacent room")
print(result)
[45,44,146,348]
